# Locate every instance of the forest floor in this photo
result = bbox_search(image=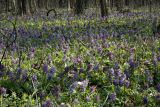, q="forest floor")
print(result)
[0,11,160,106]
